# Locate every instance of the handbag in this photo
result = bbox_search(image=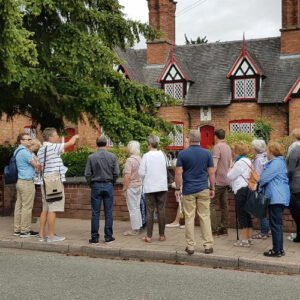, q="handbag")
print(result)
[42,146,64,203]
[241,160,260,191]
[244,188,269,219]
